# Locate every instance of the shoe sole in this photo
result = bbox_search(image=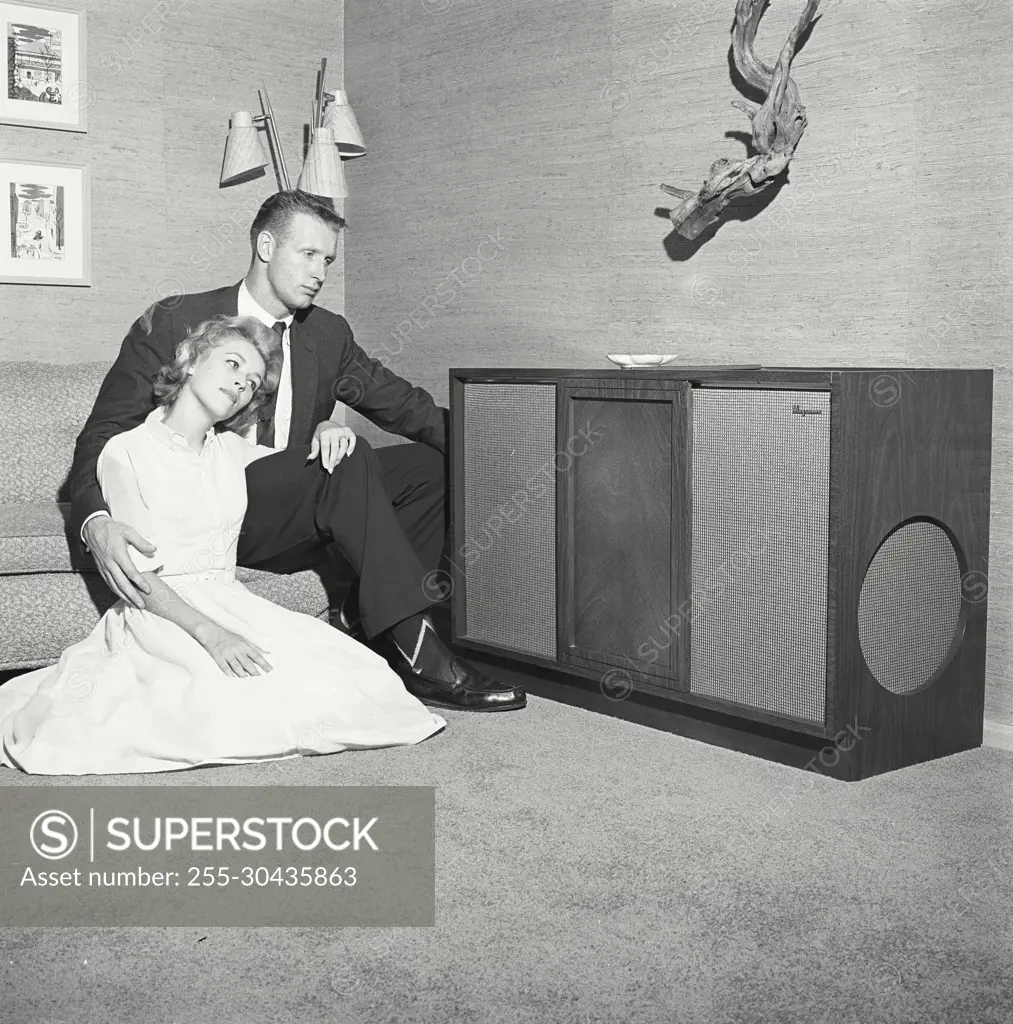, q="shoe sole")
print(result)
[415,695,527,712]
